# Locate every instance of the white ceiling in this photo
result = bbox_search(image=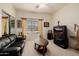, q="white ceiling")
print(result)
[13,3,67,14]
